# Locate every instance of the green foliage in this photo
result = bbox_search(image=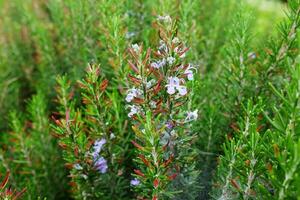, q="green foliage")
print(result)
[51,64,131,199]
[125,17,199,199]
[264,54,300,200]
[212,1,300,199]
[0,92,68,199]
[0,171,26,200]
